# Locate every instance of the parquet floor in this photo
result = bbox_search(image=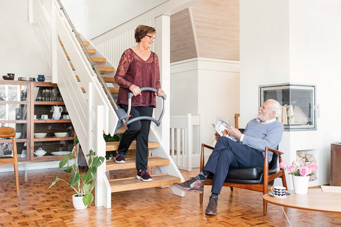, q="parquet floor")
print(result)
[0,168,340,226]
